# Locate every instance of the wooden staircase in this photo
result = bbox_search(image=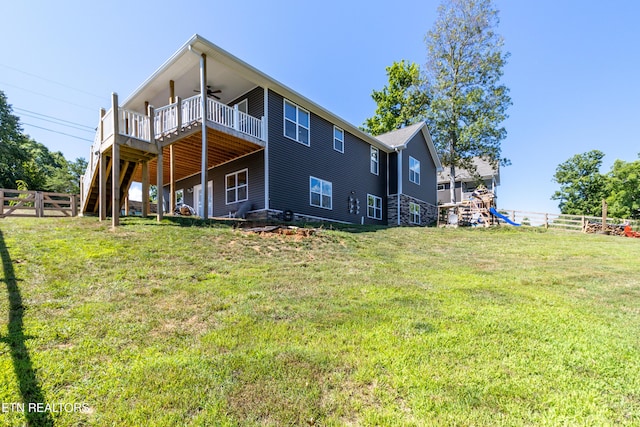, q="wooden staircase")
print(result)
[82,156,138,215]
